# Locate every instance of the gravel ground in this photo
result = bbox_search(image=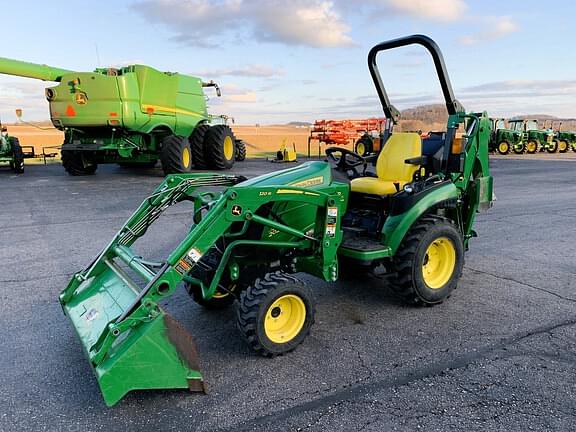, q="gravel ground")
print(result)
[1,156,575,431]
